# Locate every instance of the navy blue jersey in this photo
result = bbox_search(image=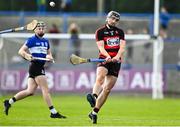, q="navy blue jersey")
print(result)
[25,35,49,64]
